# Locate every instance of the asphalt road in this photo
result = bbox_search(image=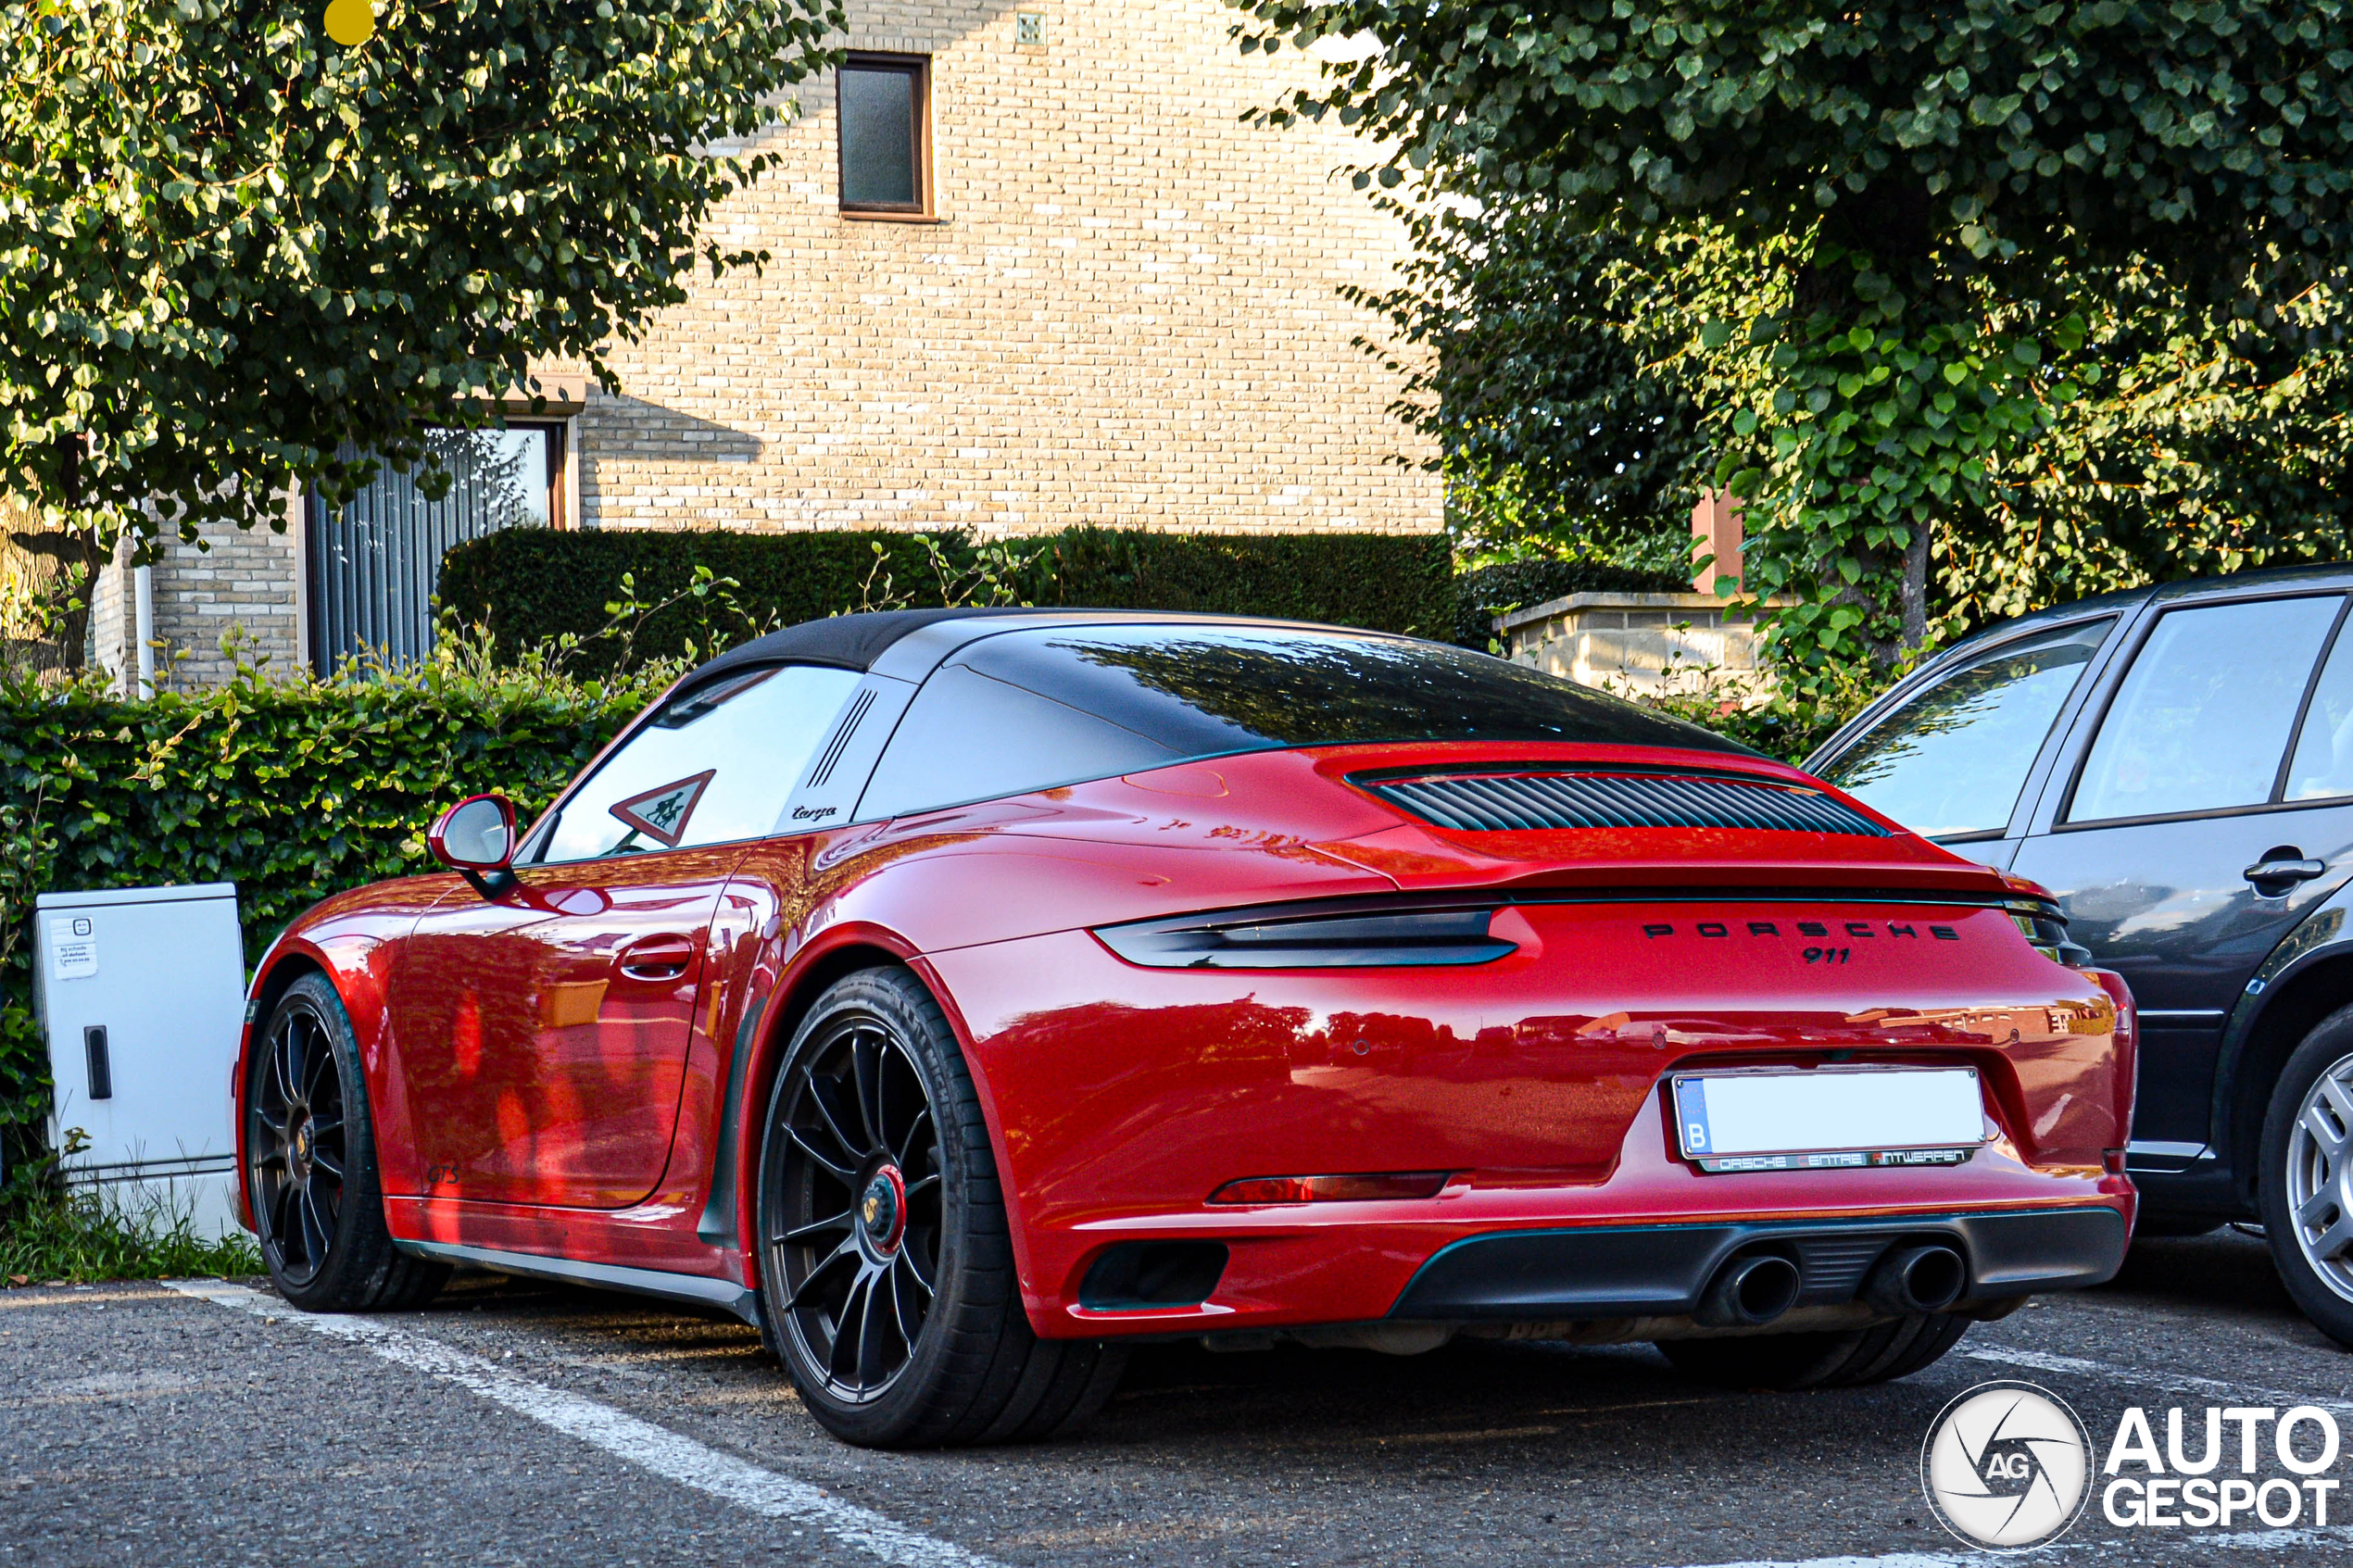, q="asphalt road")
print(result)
[8,1228,2353,1567]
